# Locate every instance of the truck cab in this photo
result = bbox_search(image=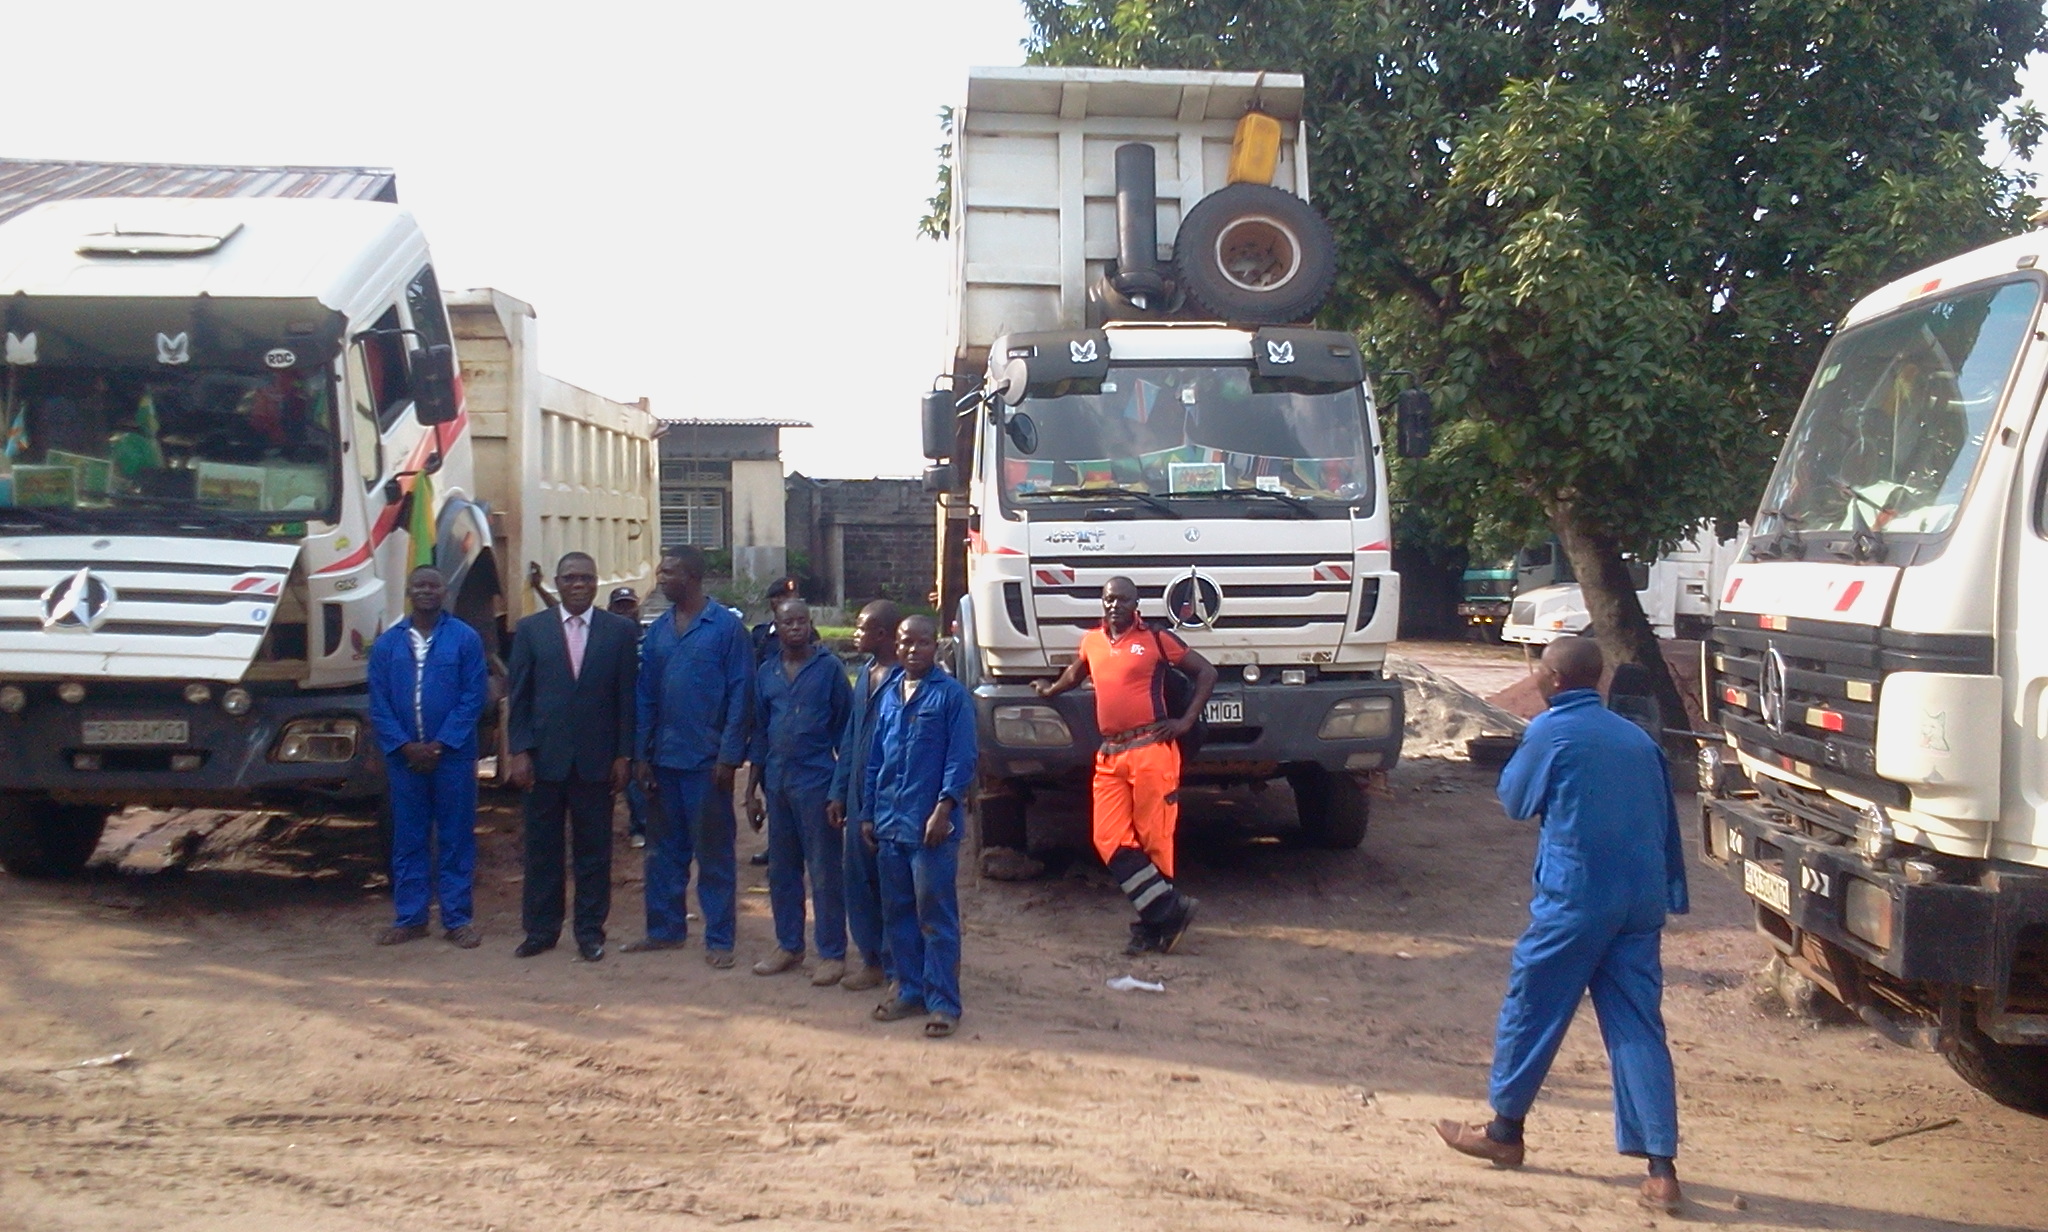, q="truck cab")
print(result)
[1699,232,2048,1113]
[0,197,483,873]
